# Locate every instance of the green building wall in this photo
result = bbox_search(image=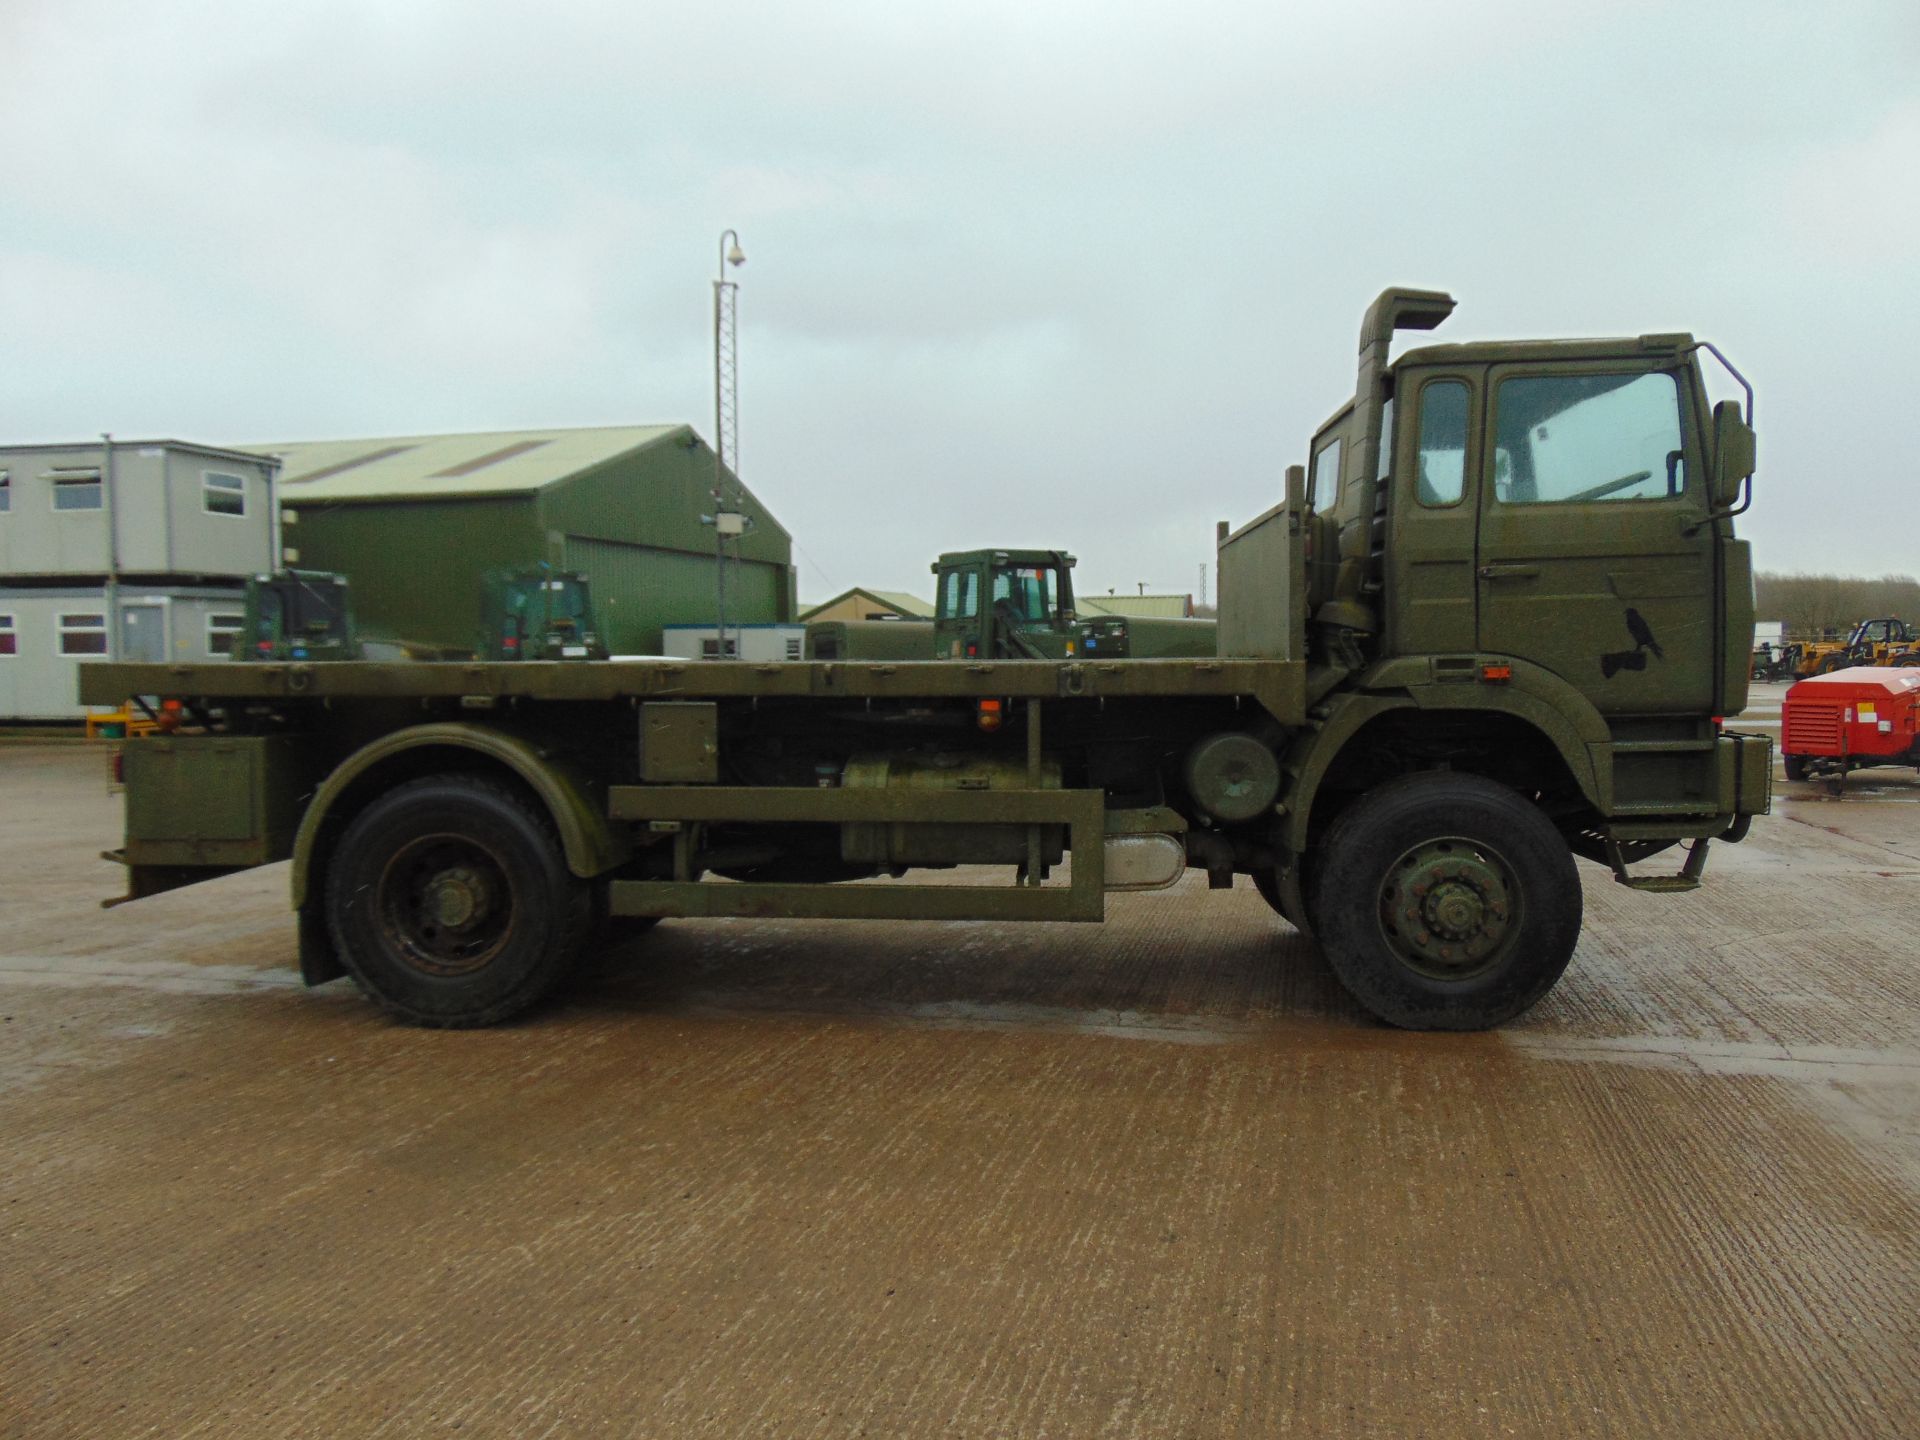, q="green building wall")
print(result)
[284,431,795,655]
